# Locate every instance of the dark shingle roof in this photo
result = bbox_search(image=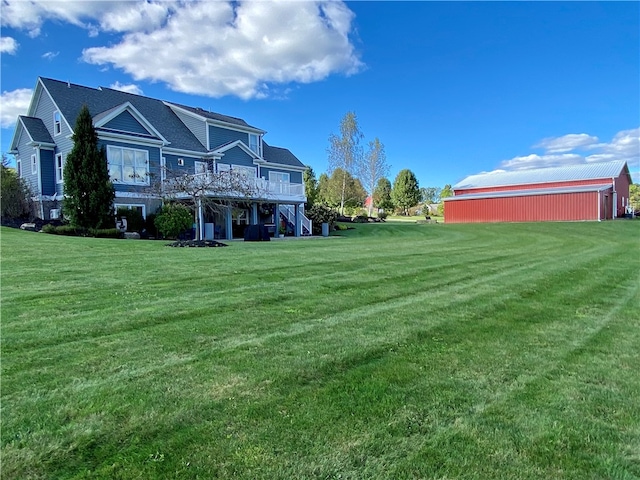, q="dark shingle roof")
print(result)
[167,102,259,130]
[41,78,206,152]
[263,141,304,168]
[39,77,299,167]
[20,116,54,144]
